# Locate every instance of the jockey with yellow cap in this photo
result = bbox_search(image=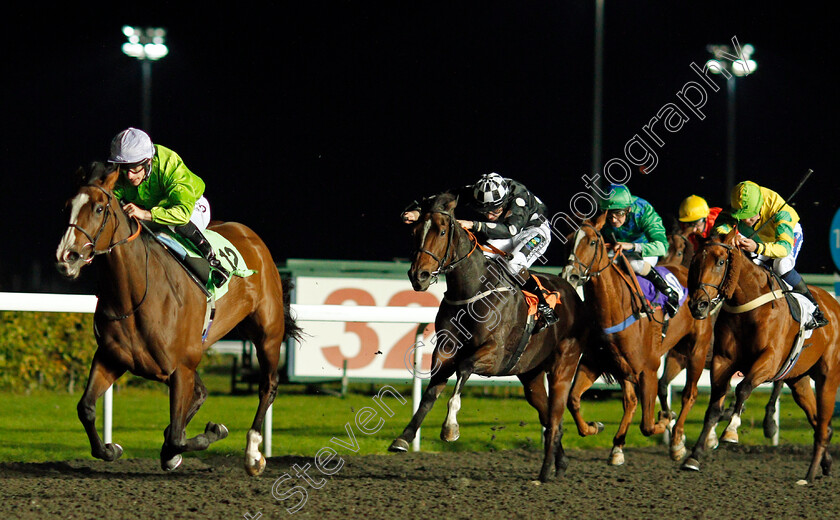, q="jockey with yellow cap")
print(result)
[718,180,827,329]
[601,184,680,317]
[108,128,229,287]
[677,195,722,251]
